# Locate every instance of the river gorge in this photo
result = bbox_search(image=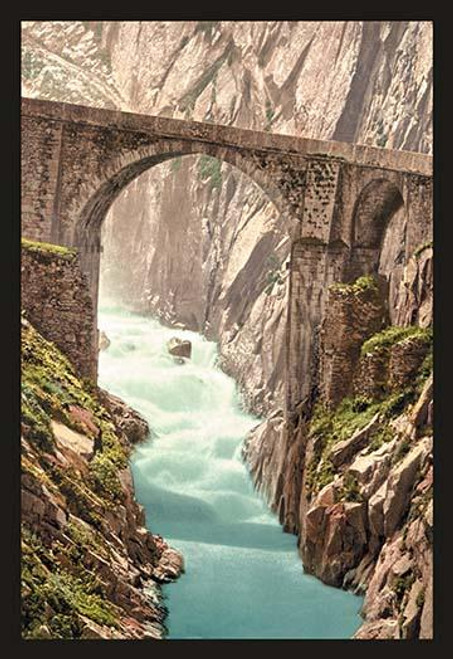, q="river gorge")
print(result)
[98,303,364,639]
